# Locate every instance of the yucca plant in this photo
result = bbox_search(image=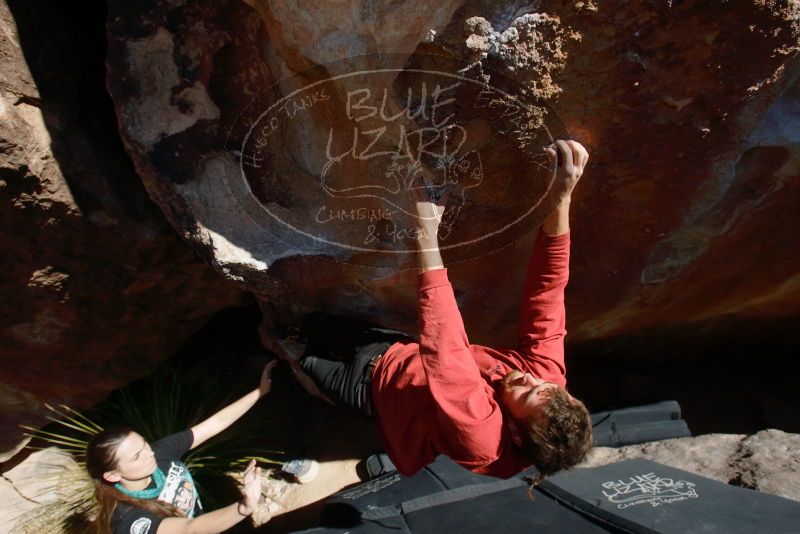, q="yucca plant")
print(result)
[14,351,290,533]
[7,404,101,533]
[108,368,283,477]
[100,357,289,508]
